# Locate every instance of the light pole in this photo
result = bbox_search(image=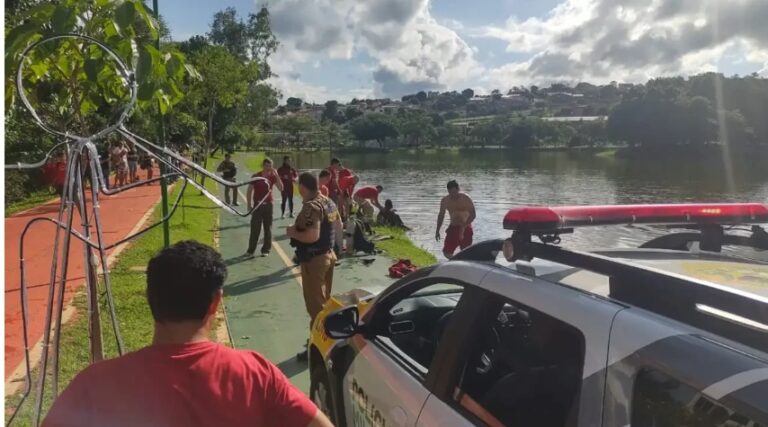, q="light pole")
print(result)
[153,0,171,247]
